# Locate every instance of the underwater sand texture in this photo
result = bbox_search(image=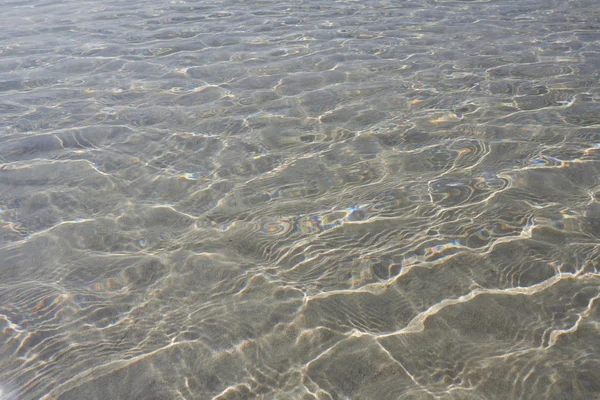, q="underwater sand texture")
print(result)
[1,0,600,399]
